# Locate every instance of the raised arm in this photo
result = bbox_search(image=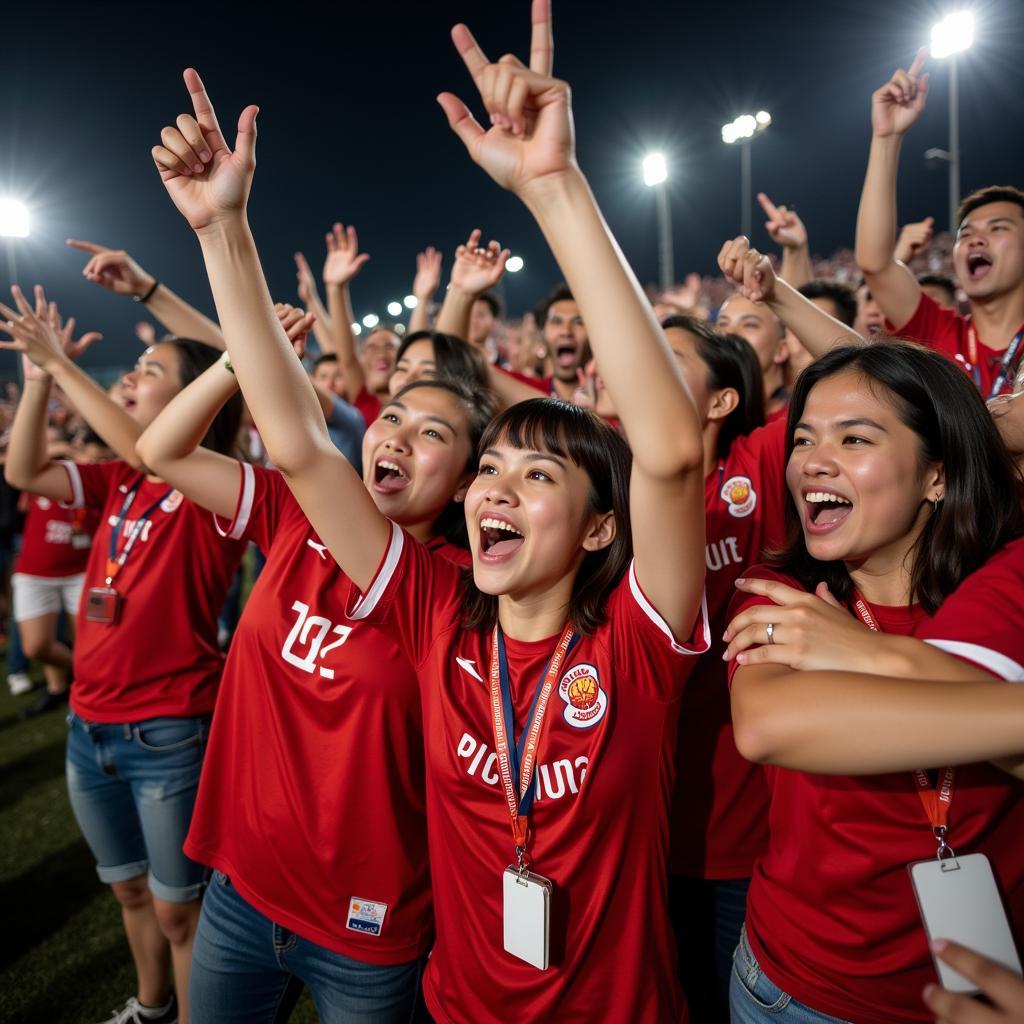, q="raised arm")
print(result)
[151,70,389,591]
[854,49,930,330]
[408,247,442,335]
[757,192,813,288]
[0,286,144,472]
[322,222,370,402]
[294,252,335,354]
[439,0,704,636]
[435,229,509,341]
[720,236,862,355]
[67,238,225,349]
[893,216,935,266]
